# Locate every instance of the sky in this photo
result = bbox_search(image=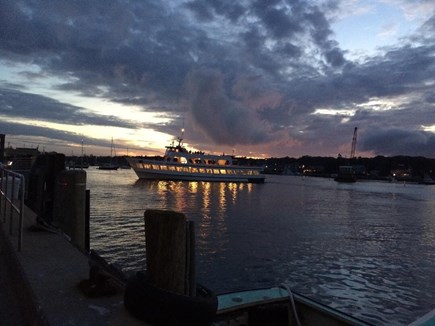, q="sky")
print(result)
[1,0,435,158]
